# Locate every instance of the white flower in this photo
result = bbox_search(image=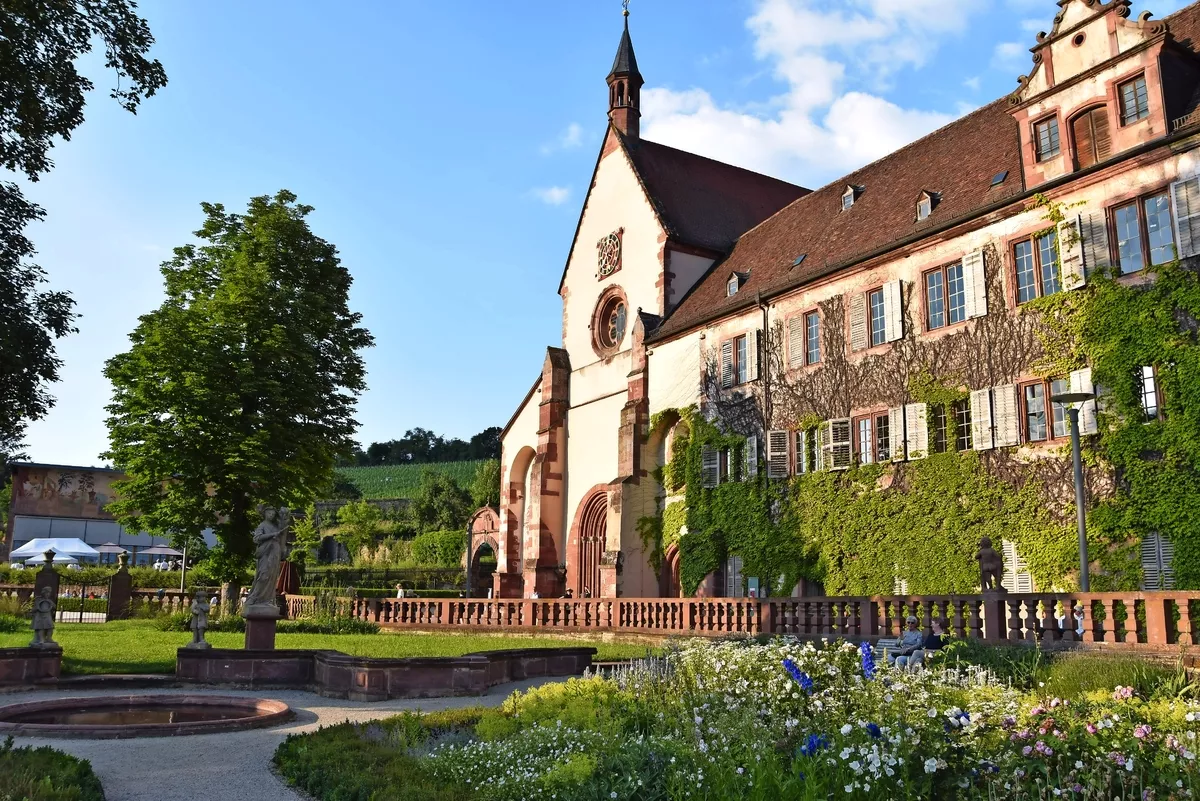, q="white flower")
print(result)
[1188,711,1197,722]
[1126,757,1134,772]
[845,785,854,793]
[737,767,744,775]
[1075,761,1083,769]
[924,758,939,774]
[610,794,618,800]
[928,708,938,718]
[841,724,853,735]
[850,760,861,771]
